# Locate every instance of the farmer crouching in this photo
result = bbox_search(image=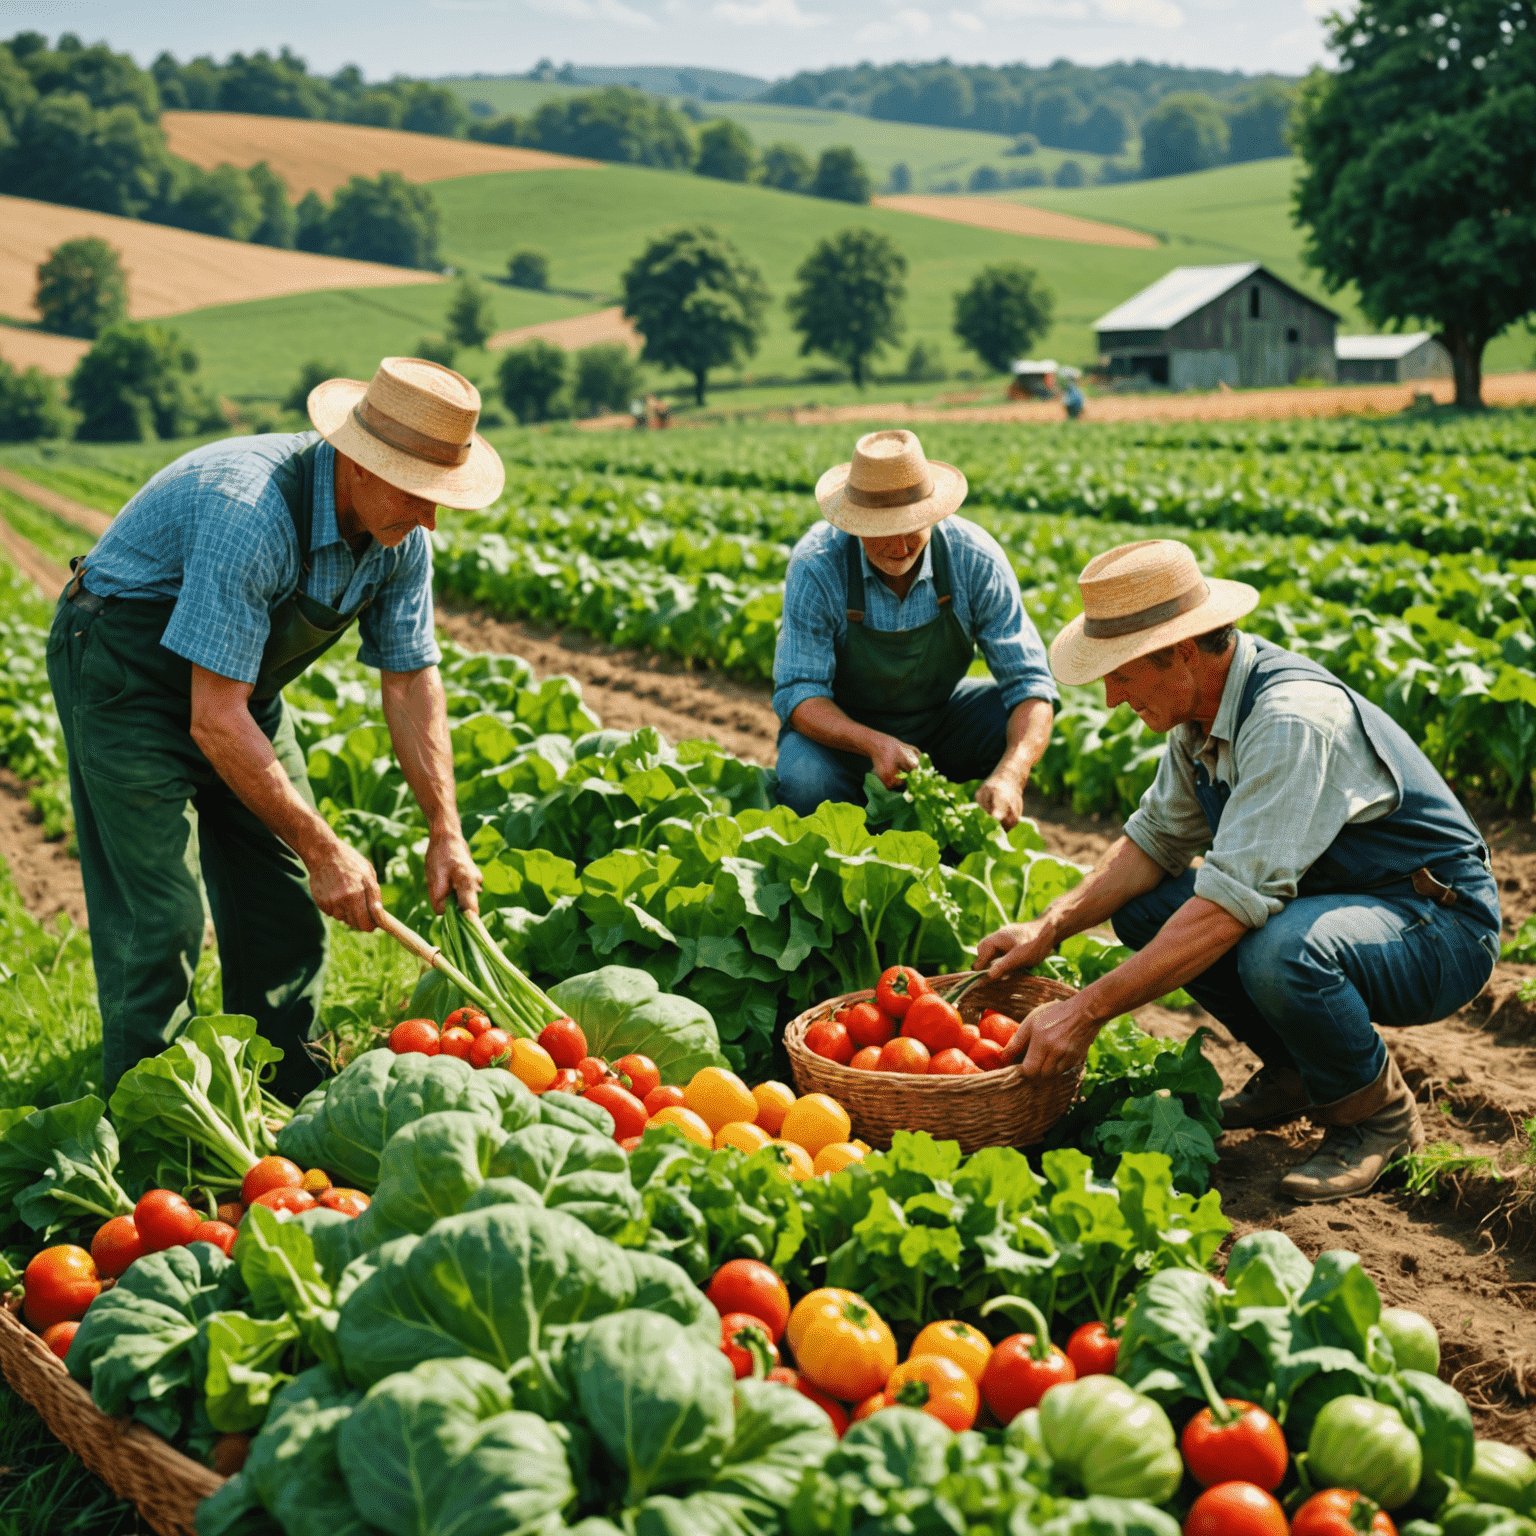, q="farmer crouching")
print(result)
[772,429,1057,829]
[975,539,1500,1202]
